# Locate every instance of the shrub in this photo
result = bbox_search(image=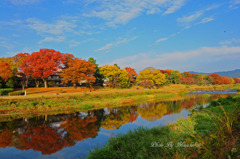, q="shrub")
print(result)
[8,91,25,96]
[6,79,14,88]
[0,88,14,96]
